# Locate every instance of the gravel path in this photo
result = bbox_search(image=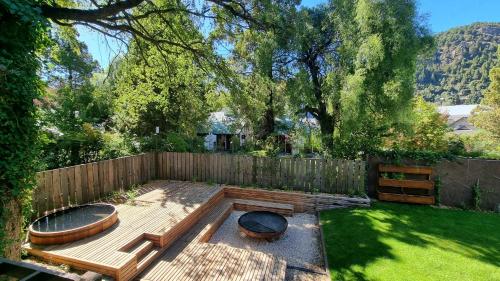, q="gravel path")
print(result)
[209,211,327,280]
